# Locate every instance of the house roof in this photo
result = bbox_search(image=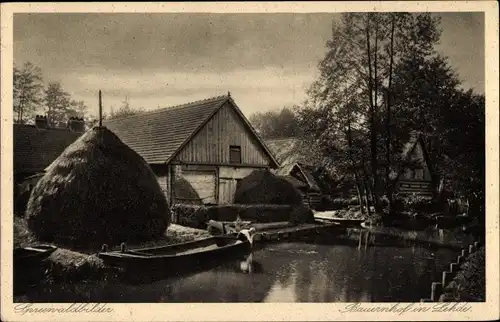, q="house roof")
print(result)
[264,137,302,167]
[265,138,323,192]
[14,124,82,175]
[393,133,436,182]
[297,163,322,192]
[103,94,279,167]
[279,175,309,189]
